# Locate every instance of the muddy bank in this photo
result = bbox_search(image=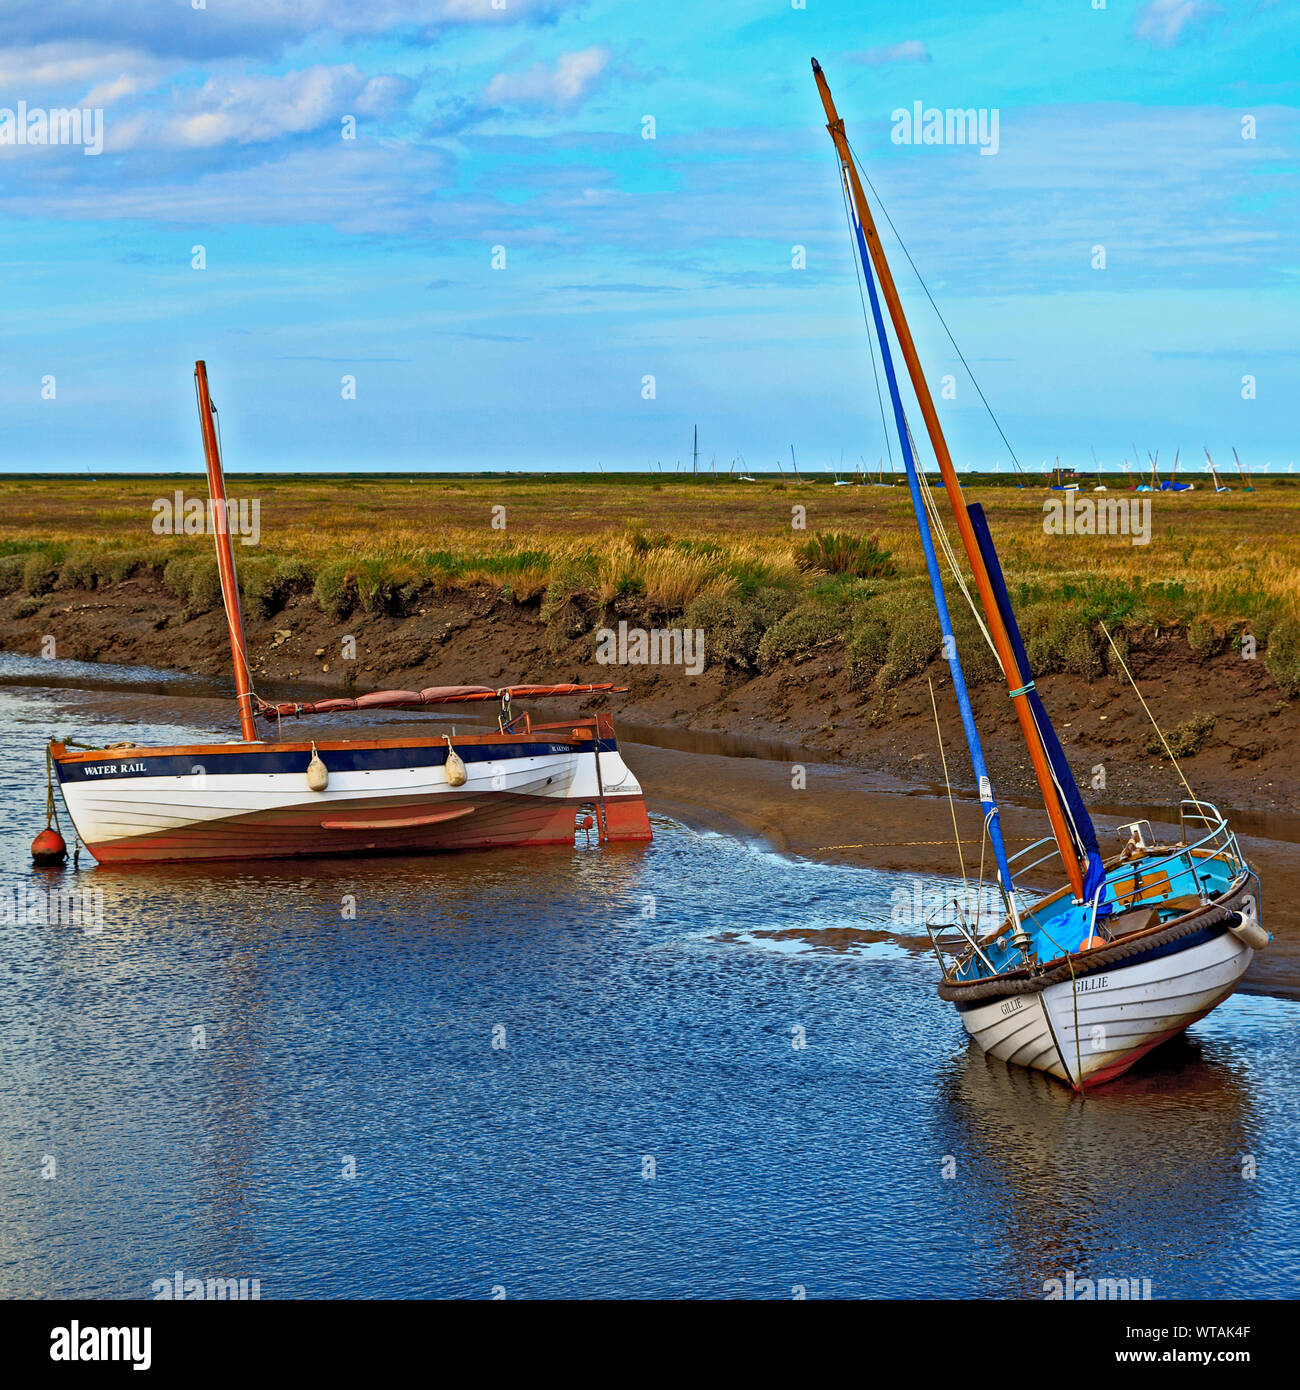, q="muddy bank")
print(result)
[4,571,1297,816]
[625,742,1300,1001]
[3,587,1298,995]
